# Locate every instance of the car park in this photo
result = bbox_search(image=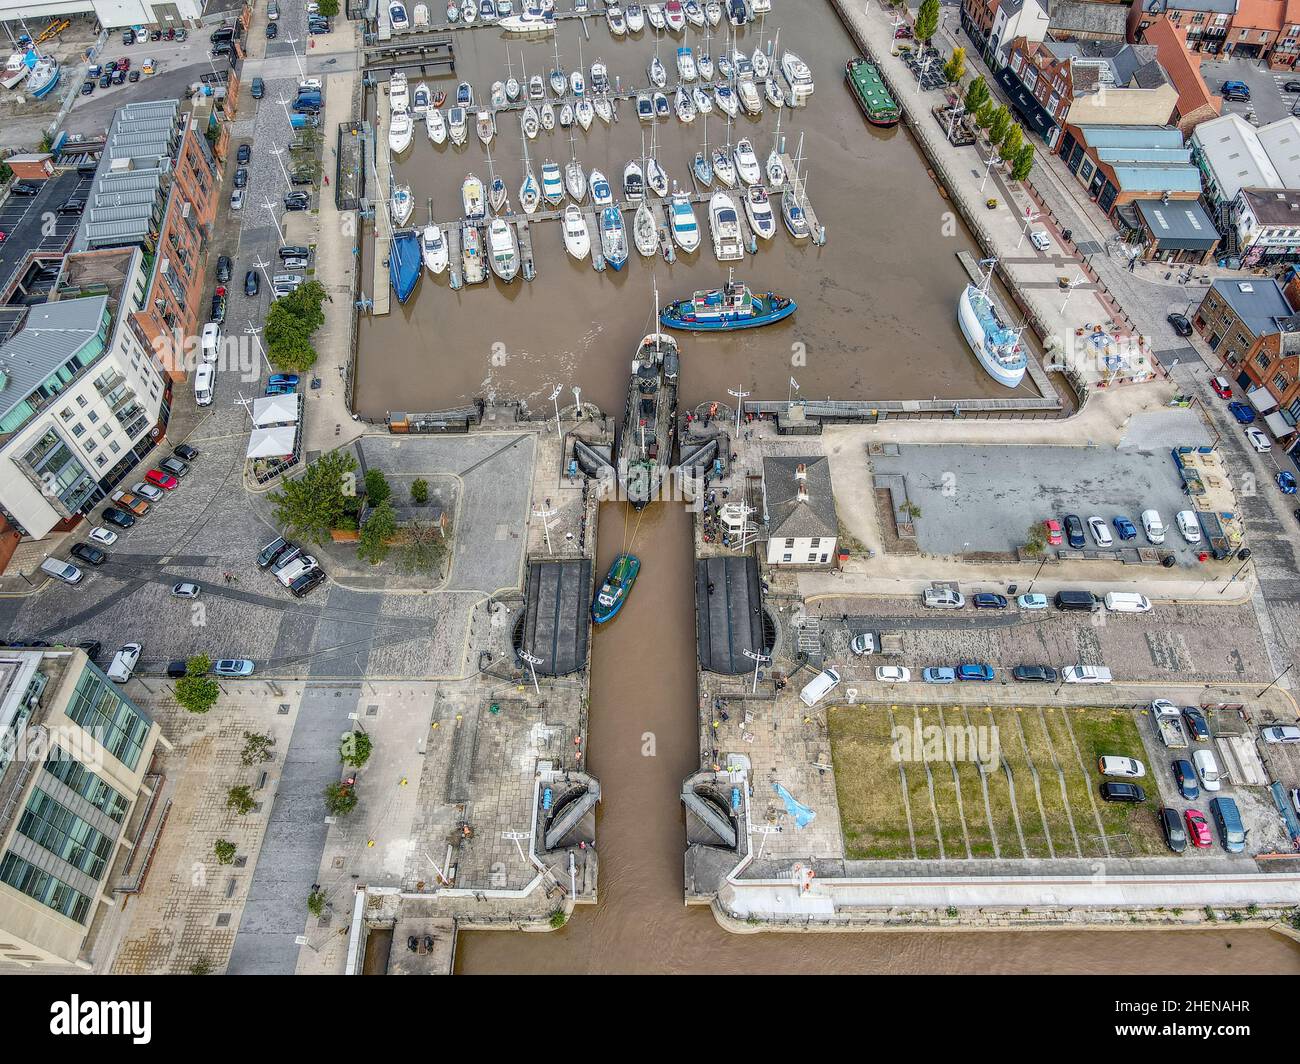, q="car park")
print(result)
[922,587,964,609]
[102,507,136,529]
[1112,515,1137,540]
[1100,781,1146,803]
[1193,748,1222,791]
[1228,401,1256,424]
[214,658,255,676]
[1086,516,1112,547]
[1011,665,1057,682]
[1182,706,1210,742]
[1276,471,1297,495]
[1141,509,1165,544]
[1063,513,1085,548]
[173,444,199,461]
[88,527,118,546]
[107,643,142,682]
[875,666,911,683]
[922,667,956,684]
[956,664,994,682]
[1016,593,1048,610]
[132,482,164,502]
[1166,313,1192,337]
[171,582,201,598]
[159,456,189,478]
[245,270,260,297]
[1245,426,1270,452]
[69,543,106,566]
[1261,724,1300,744]
[1210,376,1233,399]
[1160,807,1188,853]
[972,593,1007,609]
[1172,759,1200,799]
[1098,756,1145,778]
